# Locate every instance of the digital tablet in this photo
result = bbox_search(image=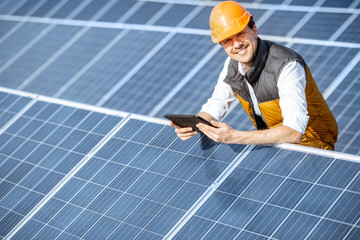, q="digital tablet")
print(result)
[164,114,216,131]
